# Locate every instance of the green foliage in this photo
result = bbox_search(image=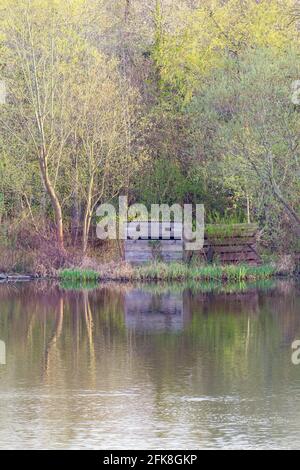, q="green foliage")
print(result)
[205,223,258,238]
[152,0,298,105]
[135,158,190,206]
[134,262,277,282]
[189,47,300,247]
[60,269,99,282]
[0,0,299,259]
